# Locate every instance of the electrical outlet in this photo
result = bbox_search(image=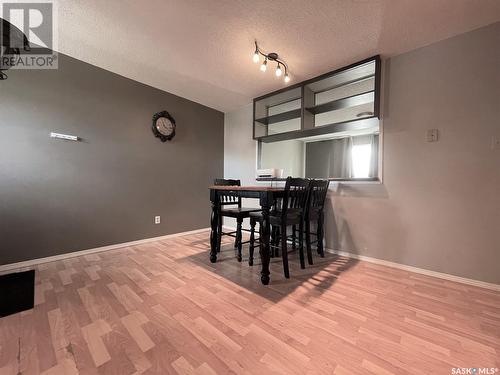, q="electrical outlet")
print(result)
[491,136,500,150]
[426,129,439,142]
[154,216,161,224]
